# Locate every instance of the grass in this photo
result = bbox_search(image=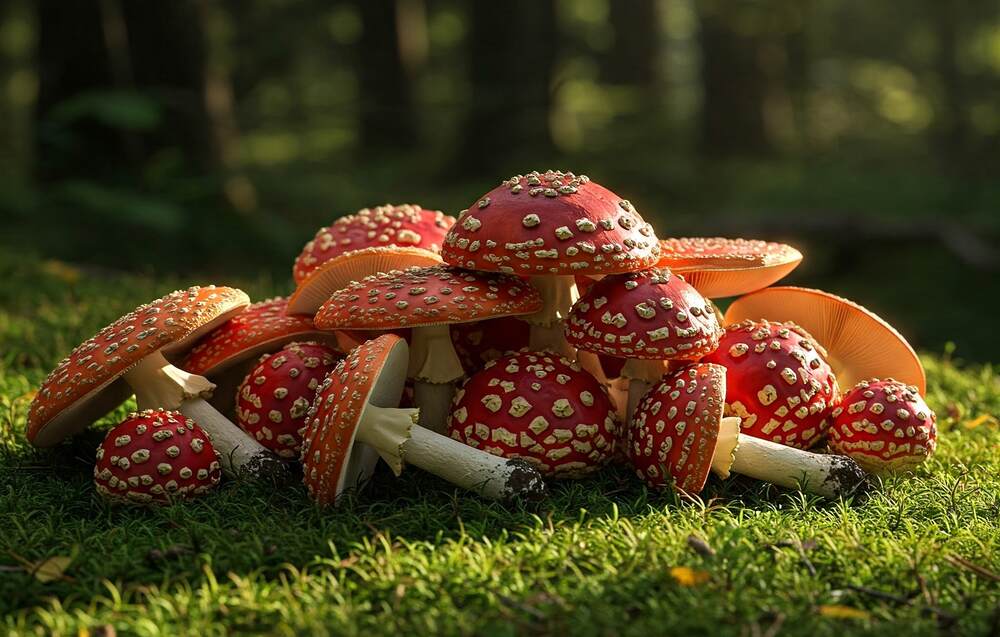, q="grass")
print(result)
[1,255,998,636]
